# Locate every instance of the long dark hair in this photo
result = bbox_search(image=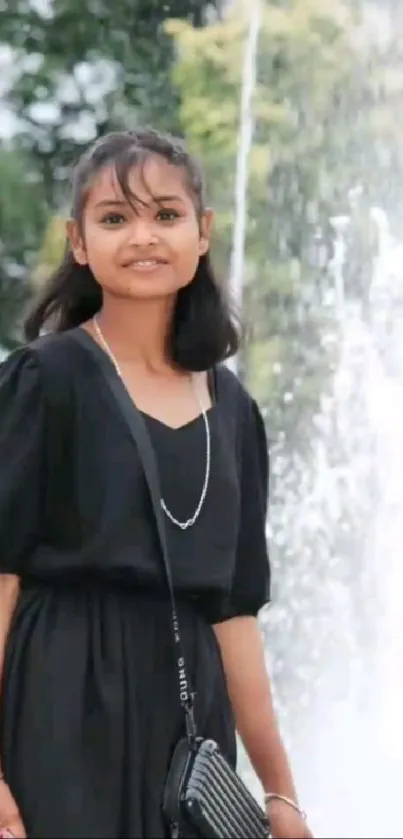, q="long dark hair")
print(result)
[24,128,240,370]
